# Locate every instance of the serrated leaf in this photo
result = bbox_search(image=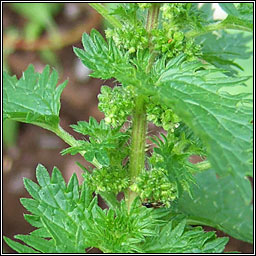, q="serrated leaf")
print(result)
[141,217,228,253]
[175,169,253,244]
[197,31,252,75]
[84,150,95,162]
[95,150,110,166]
[20,198,41,216]
[51,166,66,190]
[23,178,41,201]
[24,214,42,228]
[36,164,51,187]
[219,3,253,31]
[4,236,39,253]
[145,58,253,203]
[74,30,133,80]
[66,173,79,201]
[3,64,67,130]
[218,3,239,16]
[15,234,56,253]
[7,164,177,253]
